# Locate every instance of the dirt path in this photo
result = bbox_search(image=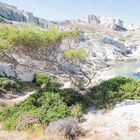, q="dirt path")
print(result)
[6,91,36,103]
[0,91,36,107]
